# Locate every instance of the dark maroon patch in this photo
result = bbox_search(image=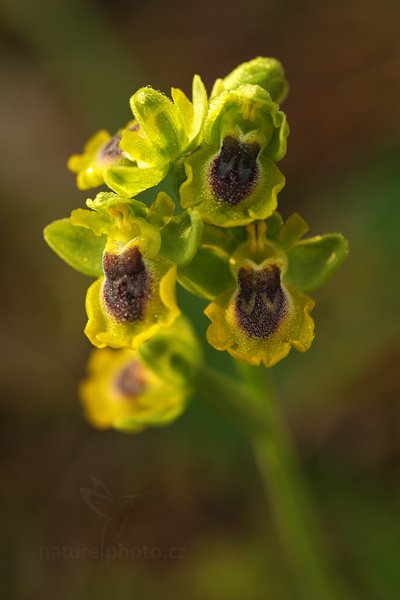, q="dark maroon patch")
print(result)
[209,136,260,205]
[114,361,147,398]
[235,264,287,338]
[103,247,151,322]
[100,134,123,161]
